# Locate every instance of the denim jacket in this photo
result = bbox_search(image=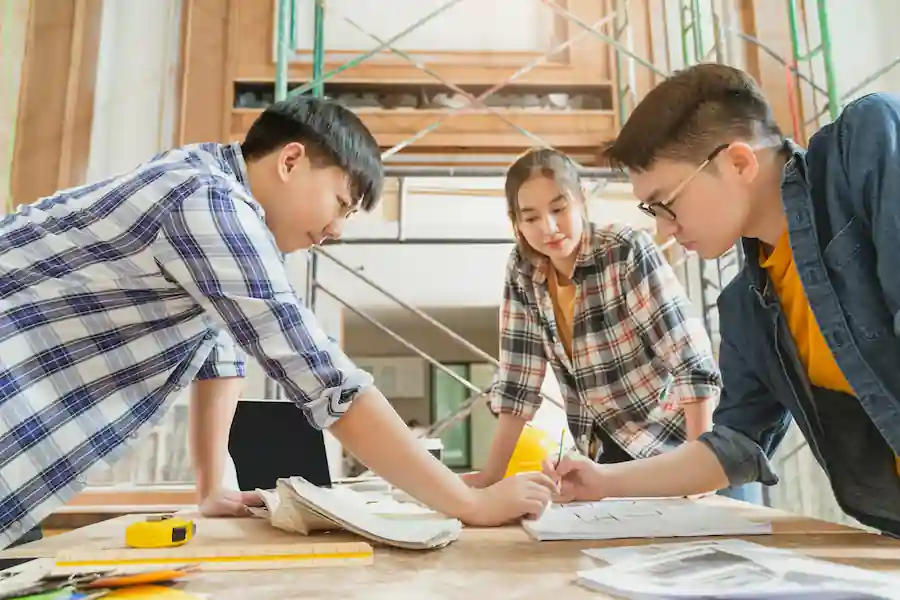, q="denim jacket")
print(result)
[698,92,900,534]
